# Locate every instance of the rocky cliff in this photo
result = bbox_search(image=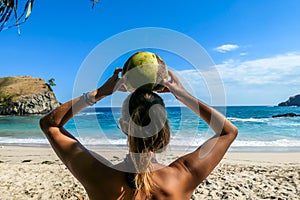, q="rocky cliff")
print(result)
[0,76,60,115]
[278,94,300,106]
